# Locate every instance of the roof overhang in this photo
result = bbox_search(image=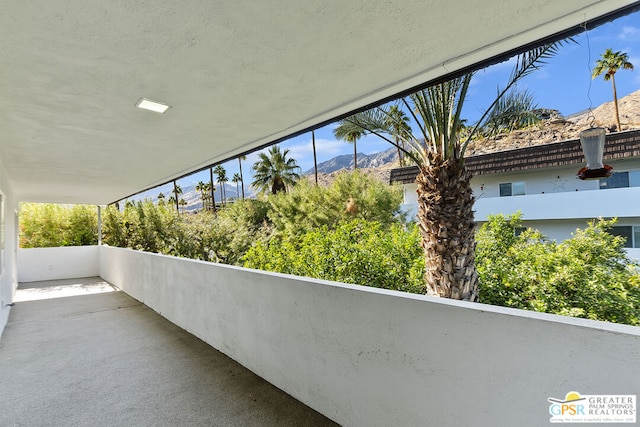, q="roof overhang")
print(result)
[2,1,639,204]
